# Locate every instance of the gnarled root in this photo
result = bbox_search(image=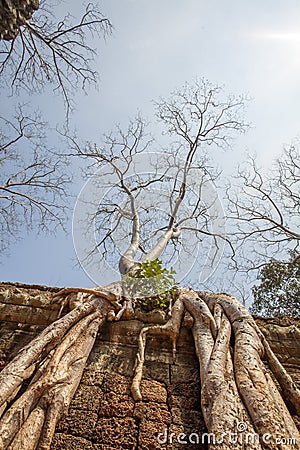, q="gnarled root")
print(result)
[52,283,123,311]
[131,294,185,401]
[254,322,300,416]
[0,297,112,450]
[199,292,300,450]
[182,291,259,449]
[0,299,98,413]
[131,289,300,449]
